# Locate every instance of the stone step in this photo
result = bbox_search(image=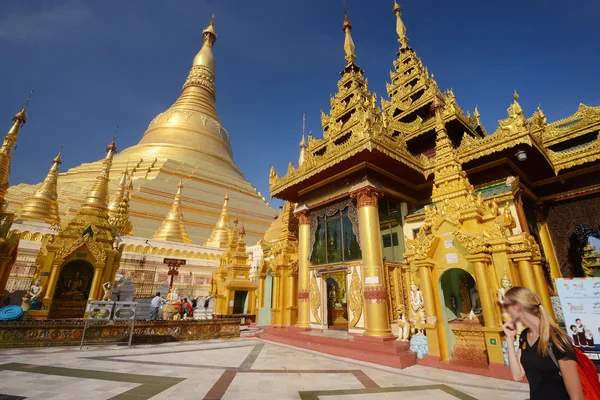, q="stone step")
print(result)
[258,328,416,370]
